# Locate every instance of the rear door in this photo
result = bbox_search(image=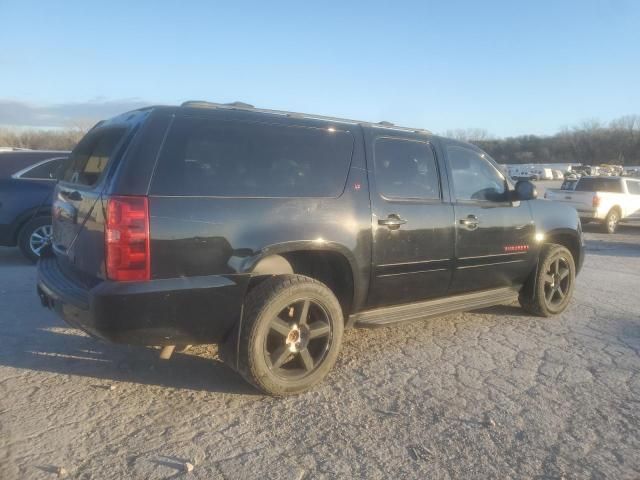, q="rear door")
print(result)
[444,143,536,294]
[367,132,455,308]
[52,115,144,279]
